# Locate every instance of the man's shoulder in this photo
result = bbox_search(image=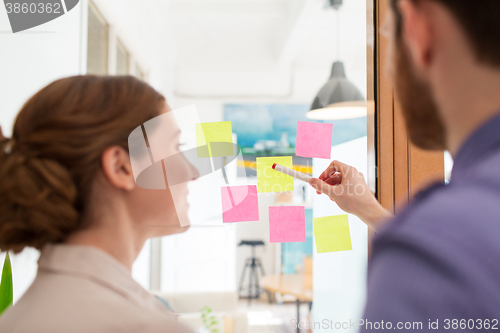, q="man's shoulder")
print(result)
[374,177,500,269]
[364,154,500,324]
[394,173,500,224]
